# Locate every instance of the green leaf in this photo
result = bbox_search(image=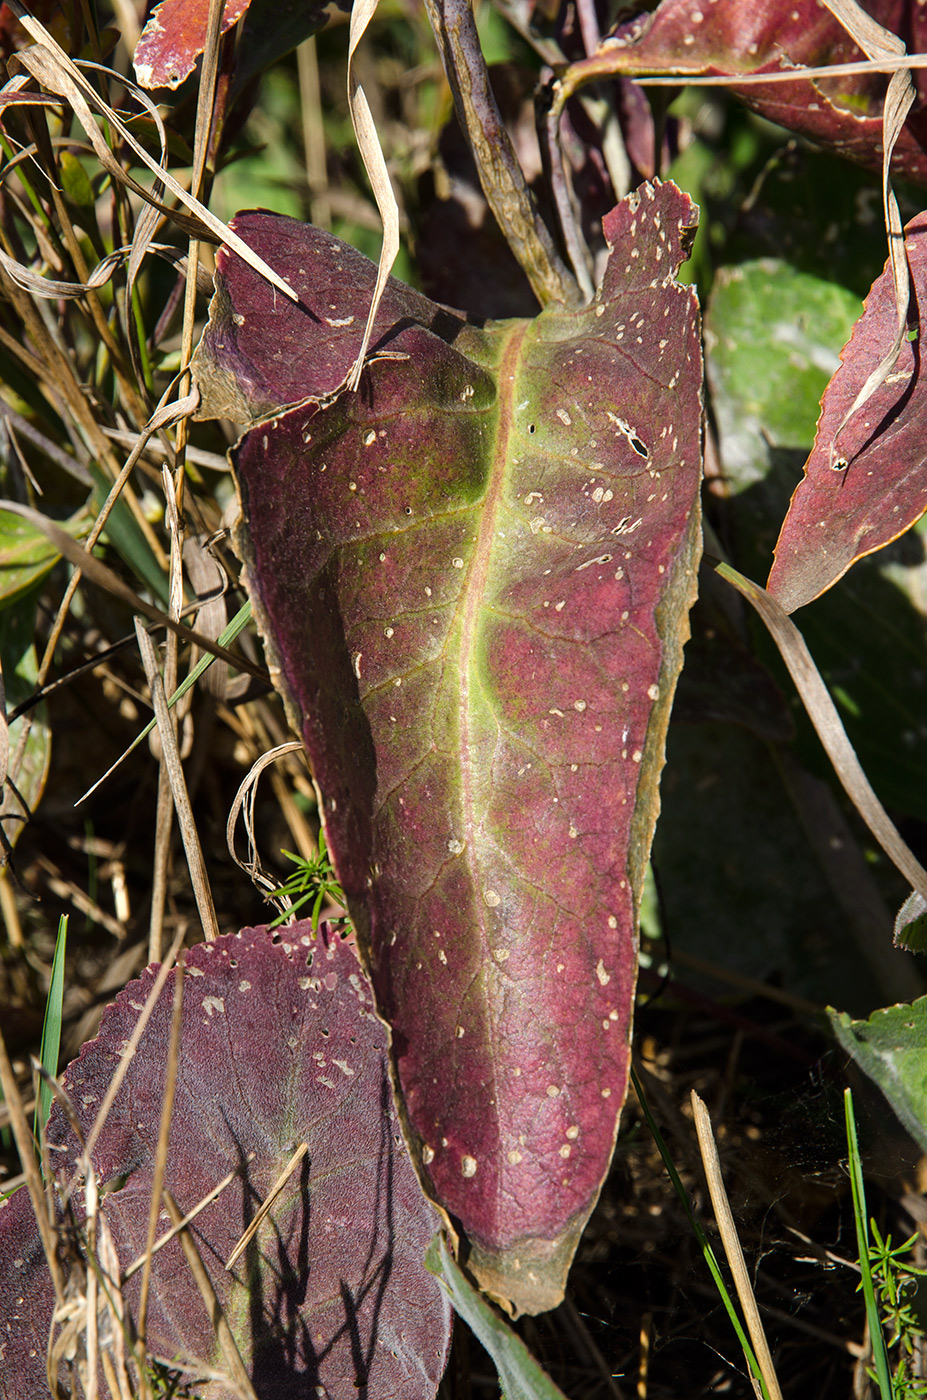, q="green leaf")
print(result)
[706,258,861,523]
[58,151,95,208]
[830,1000,927,1155]
[0,507,90,610]
[424,1233,570,1400]
[0,592,51,850]
[894,892,927,954]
